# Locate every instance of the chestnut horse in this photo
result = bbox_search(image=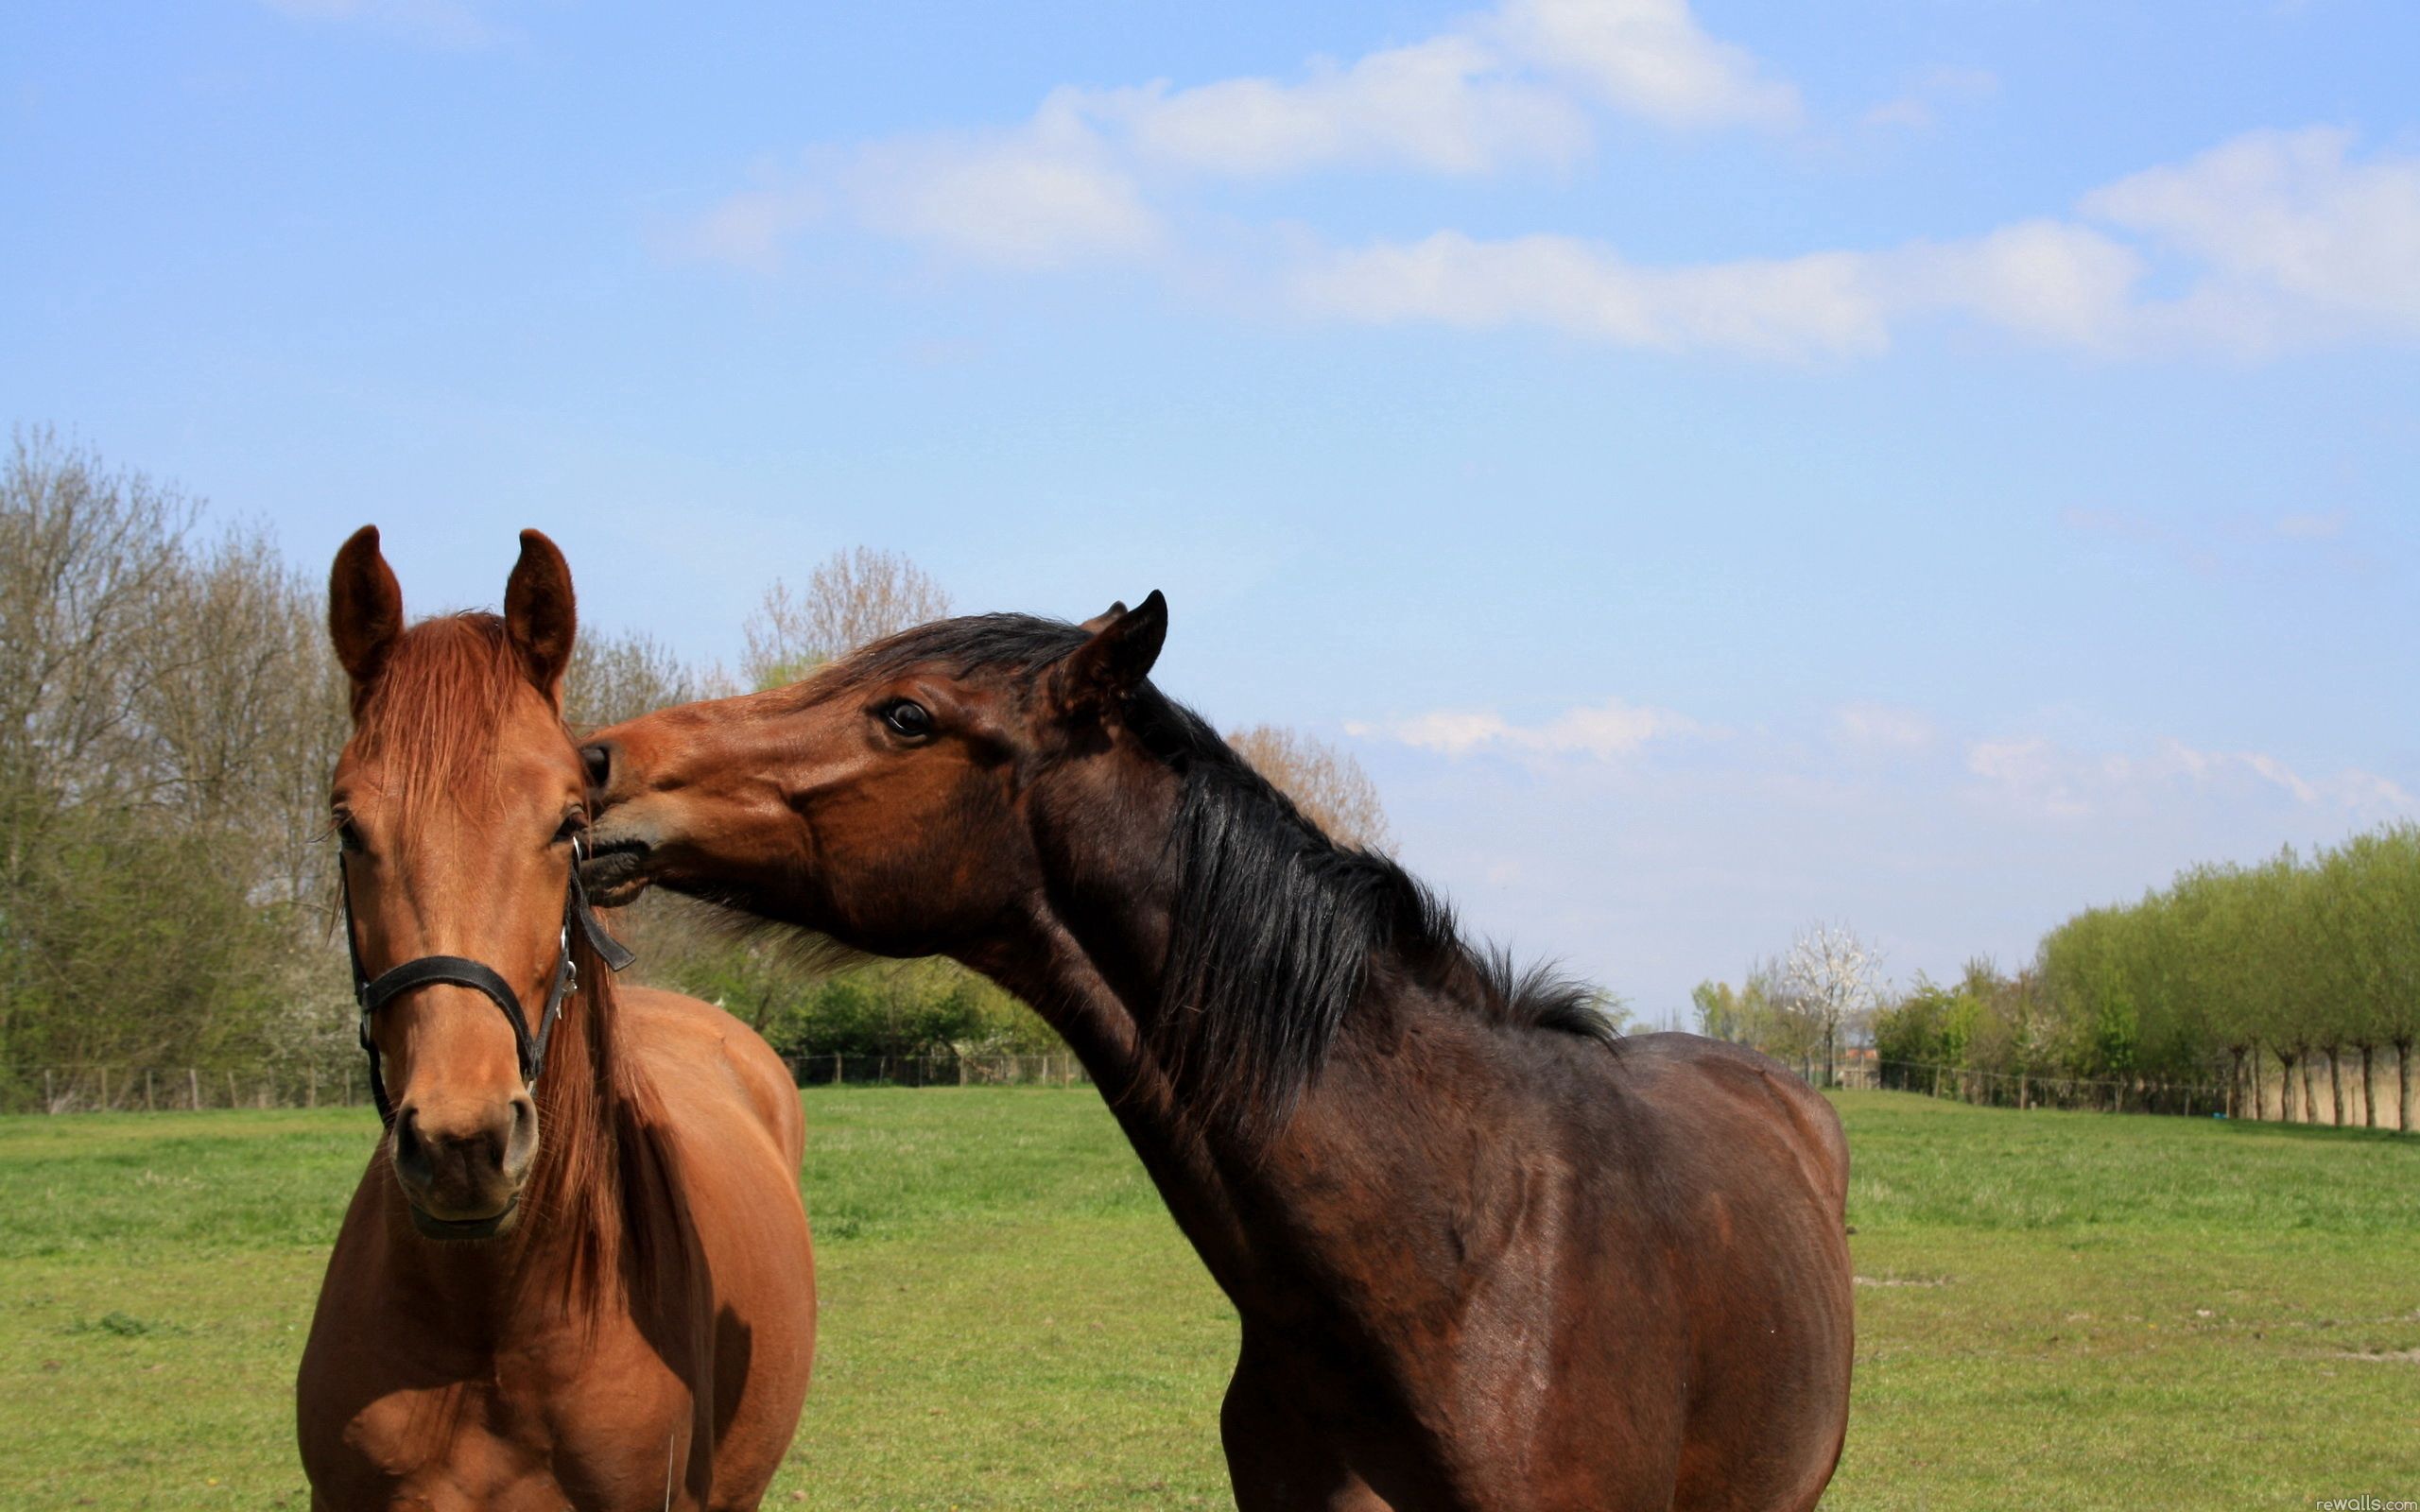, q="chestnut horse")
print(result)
[297,528,814,1511]
[579,593,1853,1511]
